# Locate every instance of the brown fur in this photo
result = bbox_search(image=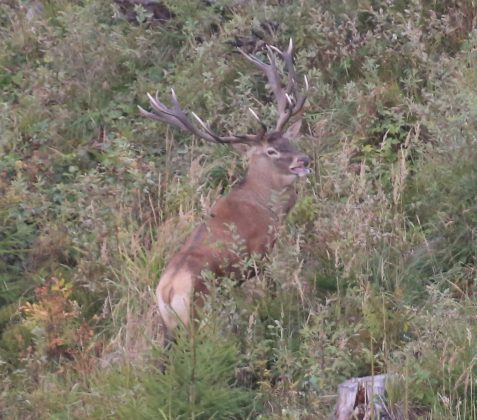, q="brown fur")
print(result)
[156,130,310,335]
